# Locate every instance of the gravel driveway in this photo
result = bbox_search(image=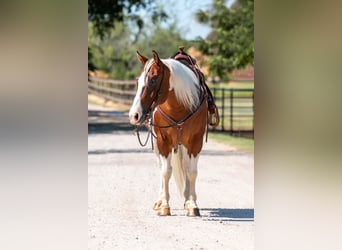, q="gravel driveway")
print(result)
[88,104,254,250]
